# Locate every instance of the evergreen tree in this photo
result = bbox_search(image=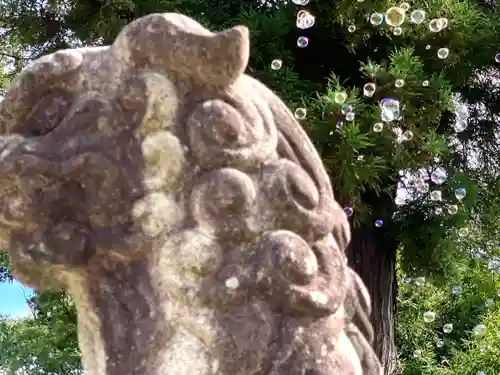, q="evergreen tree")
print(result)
[2,0,500,373]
